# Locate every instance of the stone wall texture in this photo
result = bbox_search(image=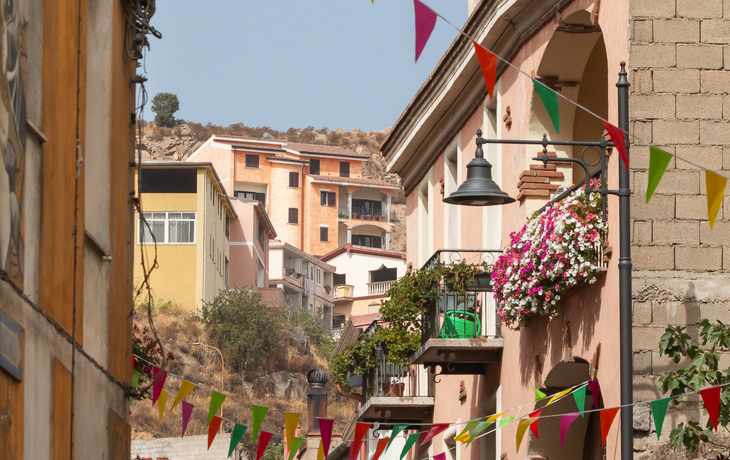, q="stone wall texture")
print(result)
[630,0,730,456]
[130,434,233,460]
